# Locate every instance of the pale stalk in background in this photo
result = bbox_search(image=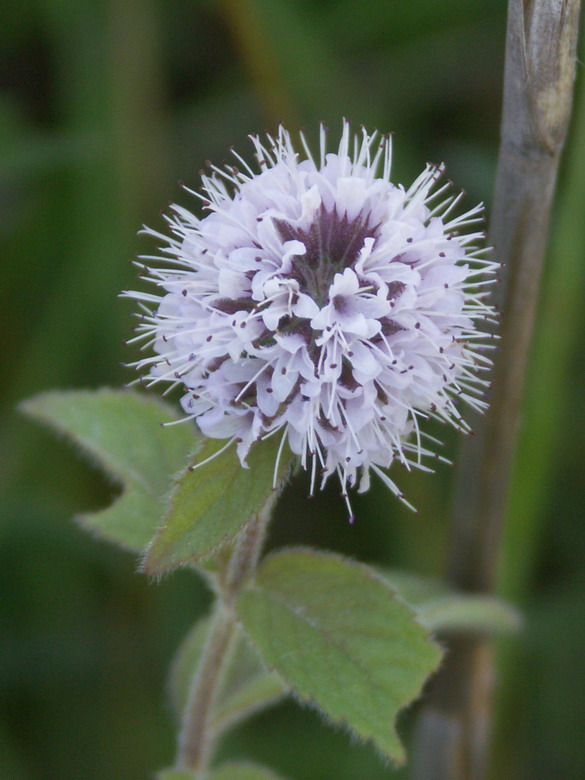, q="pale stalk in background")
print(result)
[216,0,298,129]
[491,67,585,775]
[411,2,581,779]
